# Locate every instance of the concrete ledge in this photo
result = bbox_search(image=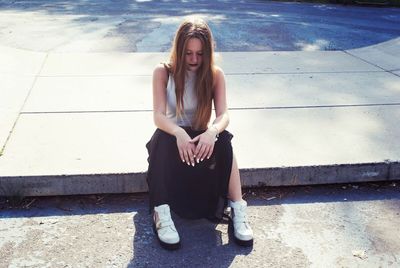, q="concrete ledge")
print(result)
[241,161,400,187]
[0,172,148,197]
[1,161,399,197]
